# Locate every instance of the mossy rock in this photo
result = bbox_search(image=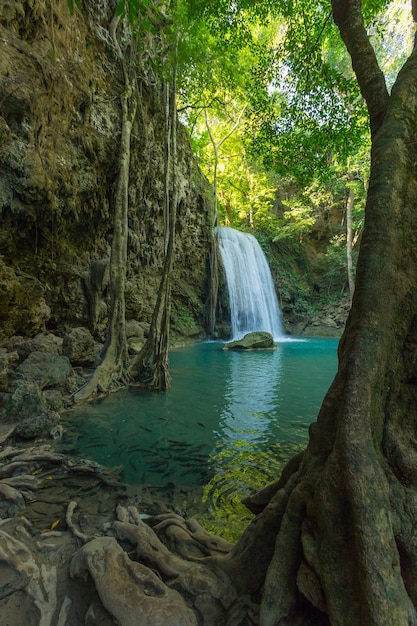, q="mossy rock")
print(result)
[223,331,276,351]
